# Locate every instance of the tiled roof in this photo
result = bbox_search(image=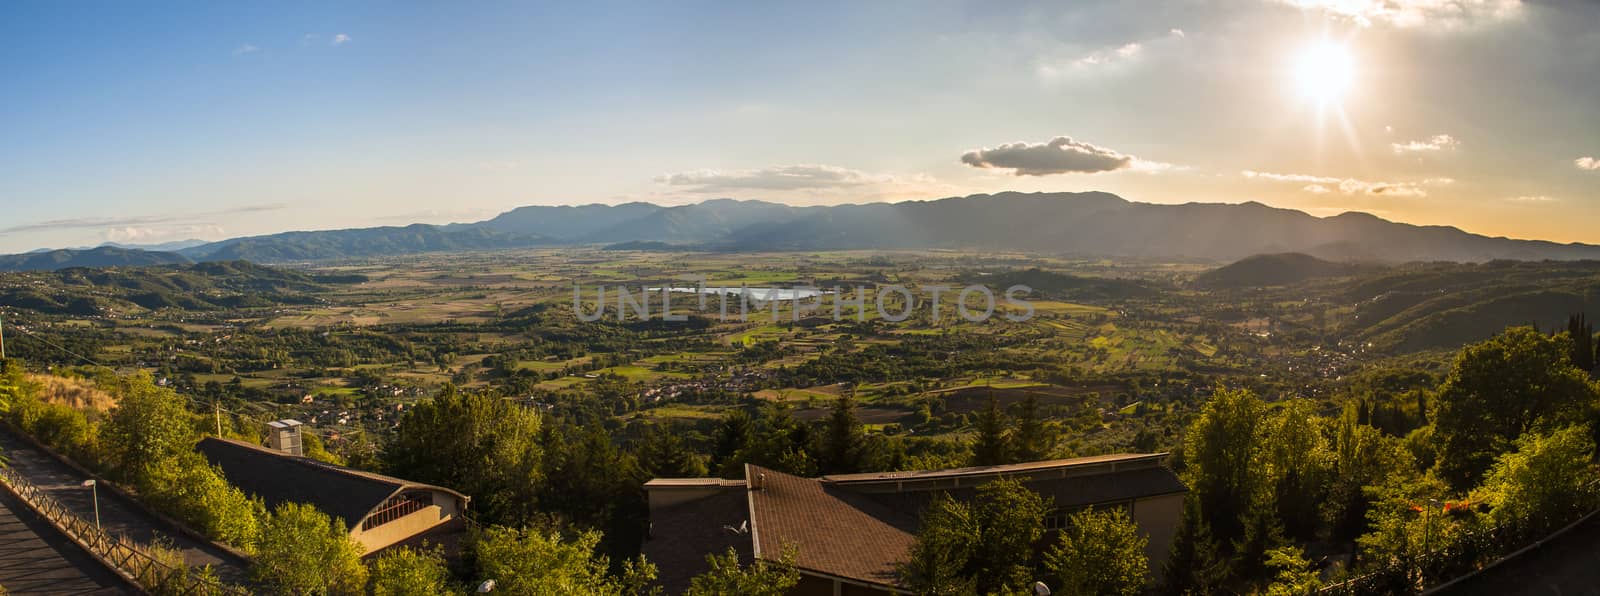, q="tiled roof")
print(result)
[822,452,1168,485]
[196,437,466,530]
[746,465,919,588]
